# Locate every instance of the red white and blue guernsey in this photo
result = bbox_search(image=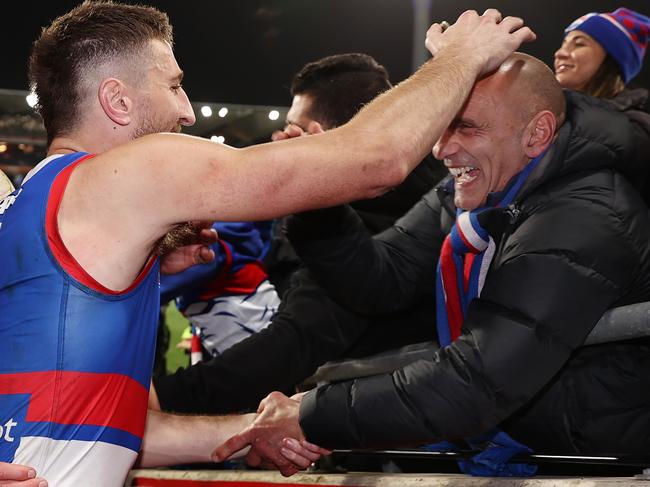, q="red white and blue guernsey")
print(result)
[0,153,160,486]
